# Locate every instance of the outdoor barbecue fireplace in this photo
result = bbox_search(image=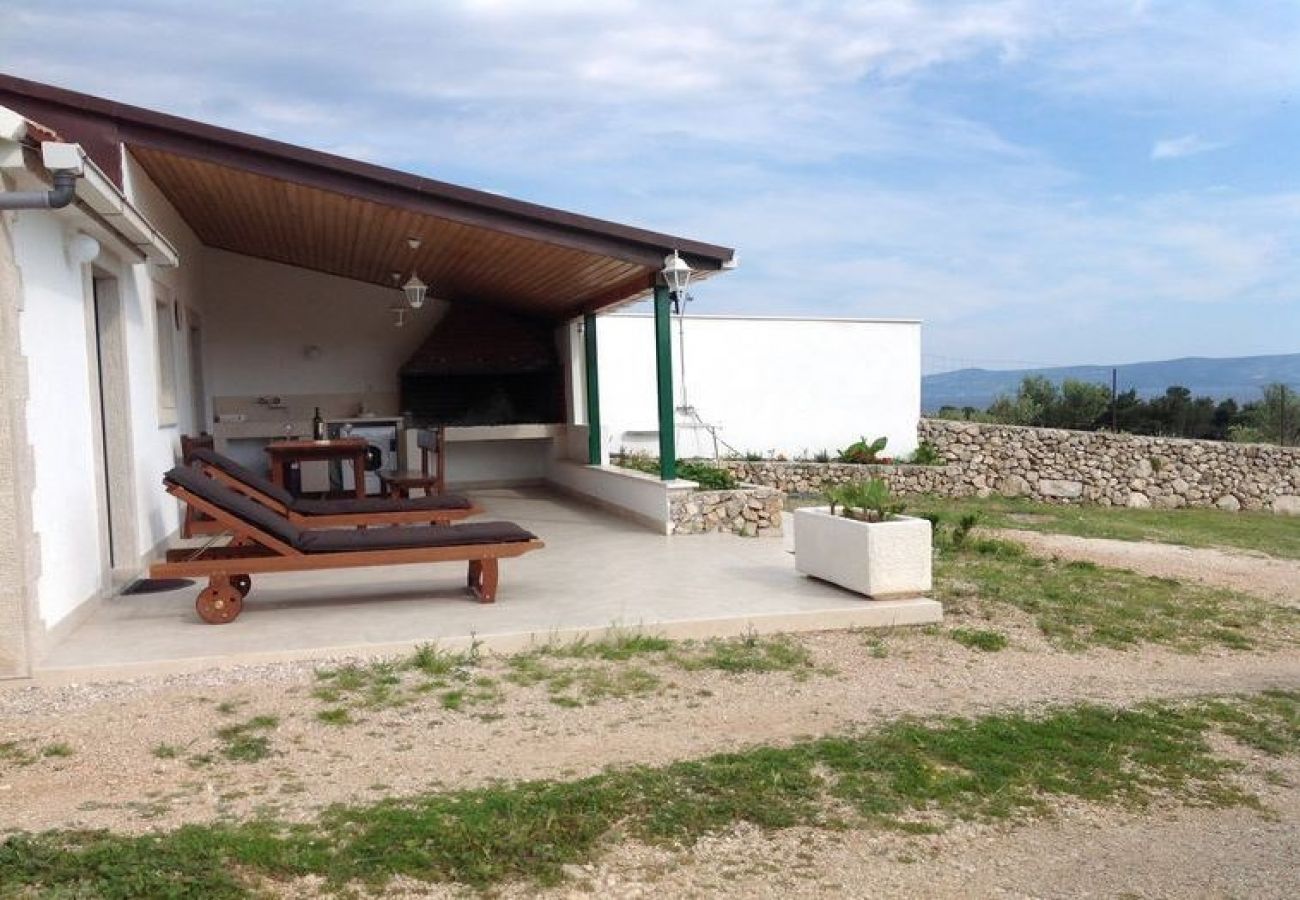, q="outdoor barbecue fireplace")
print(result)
[399,304,565,426]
